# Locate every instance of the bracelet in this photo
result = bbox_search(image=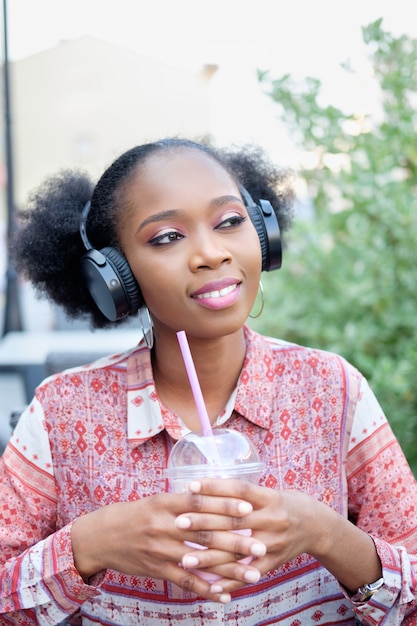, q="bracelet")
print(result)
[350,577,384,603]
